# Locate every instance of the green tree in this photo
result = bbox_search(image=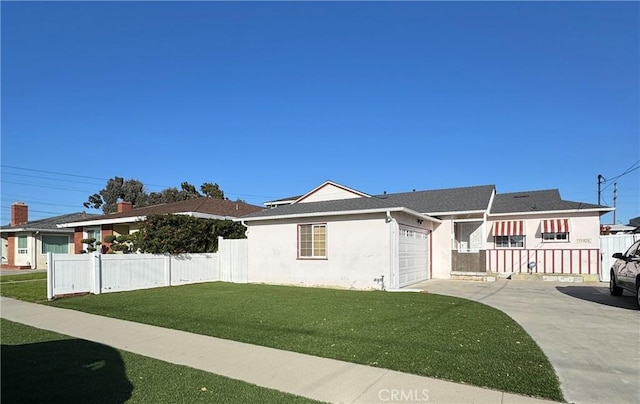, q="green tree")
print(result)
[181,182,201,199]
[103,234,139,254]
[136,214,245,254]
[84,176,147,214]
[201,182,224,199]
[85,178,227,213]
